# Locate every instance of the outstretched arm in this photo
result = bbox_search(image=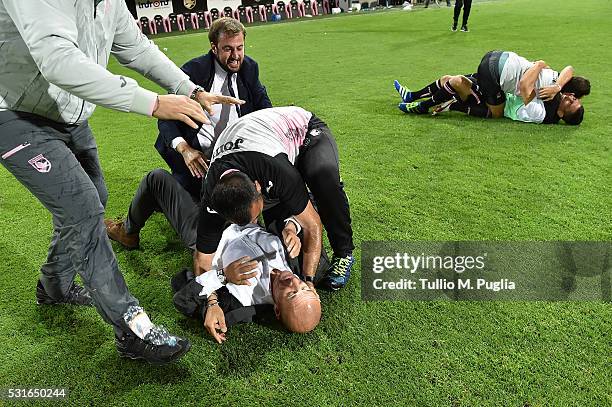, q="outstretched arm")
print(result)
[556,65,575,90]
[112,3,244,123]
